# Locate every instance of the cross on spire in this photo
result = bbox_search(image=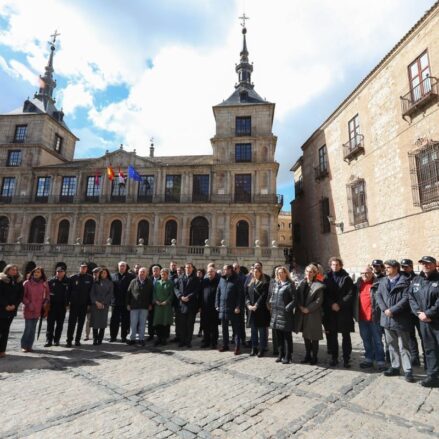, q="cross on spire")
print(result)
[239,13,249,28]
[50,30,60,46]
